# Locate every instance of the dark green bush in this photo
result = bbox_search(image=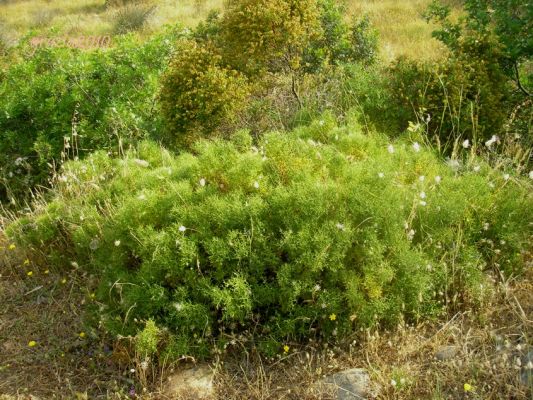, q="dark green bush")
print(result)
[7,118,532,360]
[0,28,182,205]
